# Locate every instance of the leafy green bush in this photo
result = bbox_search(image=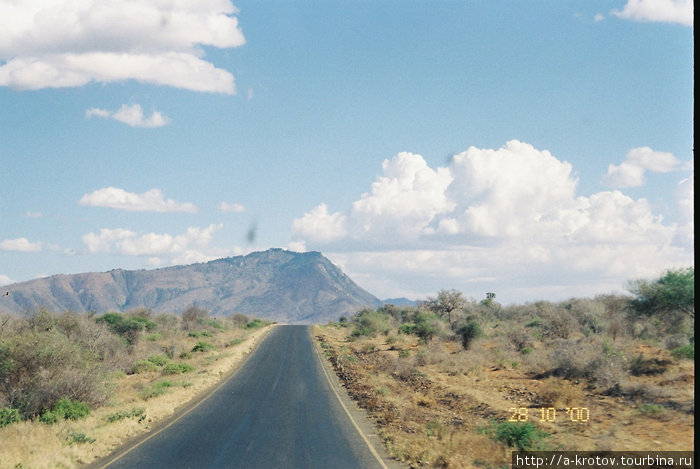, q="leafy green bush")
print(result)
[192,341,215,353]
[671,344,694,360]
[0,407,22,427]
[131,360,158,374]
[162,363,195,375]
[456,320,482,350]
[479,420,549,451]
[55,398,90,420]
[96,312,156,345]
[244,318,266,329]
[398,324,417,335]
[351,309,393,338]
[40,398,90,423]
[147,355,170,367]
